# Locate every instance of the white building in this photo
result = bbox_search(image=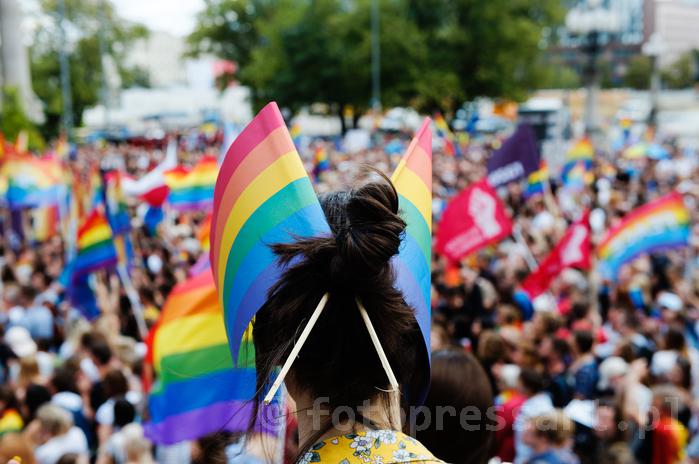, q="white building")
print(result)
[652,0,699,66]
